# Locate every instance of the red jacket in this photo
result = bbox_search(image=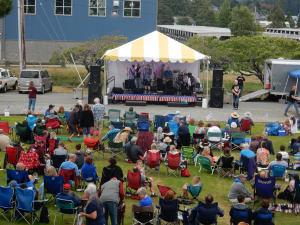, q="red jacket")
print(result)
[28,87,37,99]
